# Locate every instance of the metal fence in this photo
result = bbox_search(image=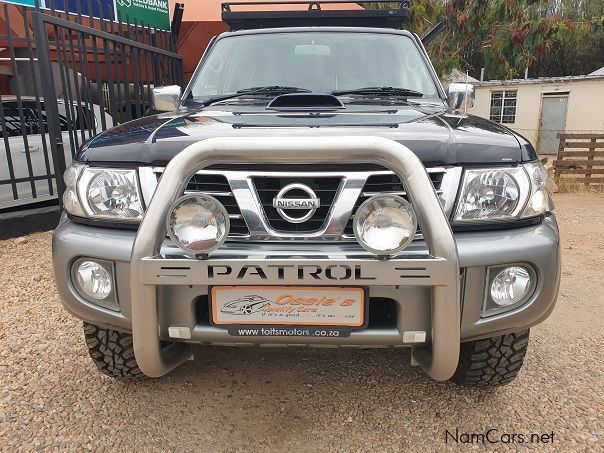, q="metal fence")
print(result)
[0,0,183,212]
